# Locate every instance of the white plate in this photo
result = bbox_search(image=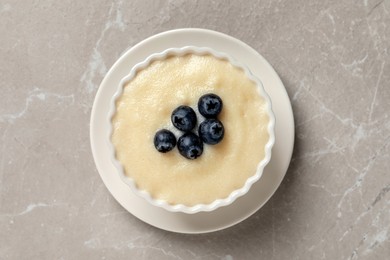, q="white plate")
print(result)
[90,28,295,234]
